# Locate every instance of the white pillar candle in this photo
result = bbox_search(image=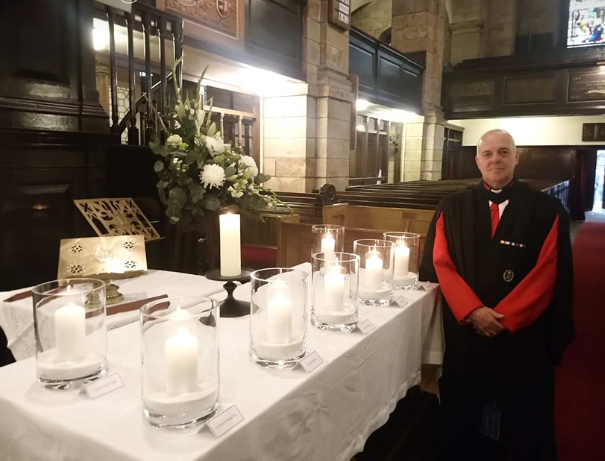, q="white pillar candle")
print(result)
[393,243,410,279]
[220,213,241,277]
[54,303,86,362]
[365,251,383,290]
[165,329,199,396]
[267,291,293,345]
[325,264,345,311]
[321,233,336,259]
